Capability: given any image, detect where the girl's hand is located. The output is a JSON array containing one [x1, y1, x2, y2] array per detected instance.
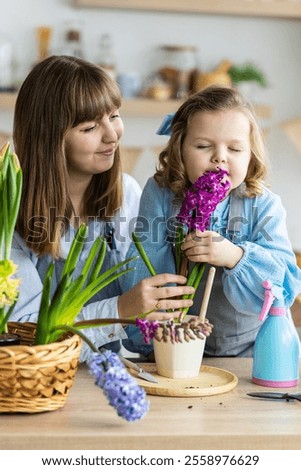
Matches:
[[182, 230, 243, 269], [118, 273, 195, 320]]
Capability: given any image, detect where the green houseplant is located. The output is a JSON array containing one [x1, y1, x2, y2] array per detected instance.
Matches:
[[0, 142, 22, 341], [228, 63, 267, 88]]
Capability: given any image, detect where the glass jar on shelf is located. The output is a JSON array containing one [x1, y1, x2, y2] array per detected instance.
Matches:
[[60, 21, 84, 59], [97, 33, 116, 80], [158, 45, 197, 99]]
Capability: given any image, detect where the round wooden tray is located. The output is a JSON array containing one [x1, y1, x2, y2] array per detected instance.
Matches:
[[132, 363, 238, 397]]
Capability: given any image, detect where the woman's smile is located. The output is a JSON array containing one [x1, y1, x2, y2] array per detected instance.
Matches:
[[97, 146, 115, 157]]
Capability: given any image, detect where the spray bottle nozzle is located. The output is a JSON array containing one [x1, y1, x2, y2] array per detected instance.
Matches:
[[259, 280, 275, 321]]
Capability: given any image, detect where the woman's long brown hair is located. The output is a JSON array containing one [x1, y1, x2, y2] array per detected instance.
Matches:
[[13, 55, 123, 258]]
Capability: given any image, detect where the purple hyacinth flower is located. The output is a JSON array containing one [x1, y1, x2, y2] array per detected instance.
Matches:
[[87, 350, 149, 422], [177, 168, 230, 232]]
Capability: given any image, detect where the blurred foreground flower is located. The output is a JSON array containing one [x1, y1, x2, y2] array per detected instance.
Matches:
[[87, 349, 149, 422]]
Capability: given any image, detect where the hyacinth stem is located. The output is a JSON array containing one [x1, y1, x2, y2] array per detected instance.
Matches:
[[175, 224, 186, 274], [55, 324, 99, 353], [179, 255, 188, 277], [129, 308, 157, 321], [0, 308, 7, 333], [179, 262, 206, 322]]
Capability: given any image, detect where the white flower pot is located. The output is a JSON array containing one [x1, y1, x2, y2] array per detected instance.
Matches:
[[153, 331, 206, 378]]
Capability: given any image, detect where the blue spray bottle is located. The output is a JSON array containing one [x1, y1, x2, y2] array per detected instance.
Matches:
[[252, 280, 300, 387]]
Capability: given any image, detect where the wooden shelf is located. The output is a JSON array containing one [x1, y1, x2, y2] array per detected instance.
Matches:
[[122, 98, 184, 117], [0, 93, 271, 119], [122, 98, 272, 120], [74, 0, 301, 19]]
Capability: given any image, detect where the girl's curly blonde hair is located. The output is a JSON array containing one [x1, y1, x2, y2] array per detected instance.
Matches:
[[155, 85, 268, 198]]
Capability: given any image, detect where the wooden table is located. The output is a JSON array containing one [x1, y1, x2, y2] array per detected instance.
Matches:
[[1, 358, 301, 450]]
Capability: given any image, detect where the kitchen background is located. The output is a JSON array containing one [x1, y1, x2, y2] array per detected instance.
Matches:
[[0, 0, 301, 256]]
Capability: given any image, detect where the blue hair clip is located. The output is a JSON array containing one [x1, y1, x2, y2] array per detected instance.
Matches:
[[156, 113, 175, 136]]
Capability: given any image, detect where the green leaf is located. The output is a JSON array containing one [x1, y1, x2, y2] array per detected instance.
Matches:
[[86, 254, 138, 287], [46, 274, 86, 326], [0, 145, 23, 260], [61, 224, 87, 278], [132, 232, 157, 276], [2, 166, 9, 259], [45, 272, 76, 325], [0, 143, 10, 177], [0, 300, 18, 334], [35, 263, 54, 344], [59, 266, 136, 321], [6, 156, 17, 210], [80, 236, 102, 281], [0, 176, 4, 257], [88, 237, 107, 283], [0, 299, 18, 333], [59, 274, 84, 301], [0, 144, 22, 333]]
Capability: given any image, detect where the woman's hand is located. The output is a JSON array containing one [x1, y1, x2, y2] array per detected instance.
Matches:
[[118, 273, 195, 320], [182, 230, 243, 269]]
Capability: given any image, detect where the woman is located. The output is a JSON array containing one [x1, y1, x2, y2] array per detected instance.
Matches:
[[11, 55, 194, 360]]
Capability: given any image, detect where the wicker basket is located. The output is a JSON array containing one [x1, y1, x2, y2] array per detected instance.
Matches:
[[0, 322, 82, 413]]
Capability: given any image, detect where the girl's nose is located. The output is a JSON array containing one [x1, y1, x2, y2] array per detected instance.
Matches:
[[211, 148, 227, 164]]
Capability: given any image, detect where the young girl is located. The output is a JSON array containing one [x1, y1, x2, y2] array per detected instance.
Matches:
[[10, 55, 194, 360], [122, 85, 301, 357]]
